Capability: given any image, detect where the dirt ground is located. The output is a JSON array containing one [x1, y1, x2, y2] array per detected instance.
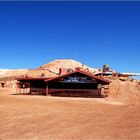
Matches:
[[0, 81, 140, 140]]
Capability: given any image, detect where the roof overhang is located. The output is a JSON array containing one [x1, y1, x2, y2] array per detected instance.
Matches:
[[45, 69, 110, 84], [16, 77, 48, 81]]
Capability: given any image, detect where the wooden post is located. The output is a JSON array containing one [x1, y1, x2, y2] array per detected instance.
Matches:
[[46, 83, 49, 96], [29, 82, 31, 94]]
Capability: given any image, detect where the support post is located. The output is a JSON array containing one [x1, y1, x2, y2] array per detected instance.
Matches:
[[46, 83, 49, 96]]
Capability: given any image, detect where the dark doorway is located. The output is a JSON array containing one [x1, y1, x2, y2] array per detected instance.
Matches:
[[1, 83, 5, 88]]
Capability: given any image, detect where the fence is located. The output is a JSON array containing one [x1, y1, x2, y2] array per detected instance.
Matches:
[[16, 87, 46, 95]]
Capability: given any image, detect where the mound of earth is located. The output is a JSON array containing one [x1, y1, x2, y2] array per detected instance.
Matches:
[[0, 59, 100, 78], [25, 69, 57, 78], [0, 69, 29, 78], [37, 59, 99, 74], [109, 79, 140, 105]]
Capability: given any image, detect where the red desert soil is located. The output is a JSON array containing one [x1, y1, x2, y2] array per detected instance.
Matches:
[[0, 81, 140, 140]]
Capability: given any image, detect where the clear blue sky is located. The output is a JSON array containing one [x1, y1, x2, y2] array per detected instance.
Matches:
[[0, 1, 140, 75]]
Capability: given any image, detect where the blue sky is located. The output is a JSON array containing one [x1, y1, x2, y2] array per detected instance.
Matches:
[[0, 1, 140, 76]]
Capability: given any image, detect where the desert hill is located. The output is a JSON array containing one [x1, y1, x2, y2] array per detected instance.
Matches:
[[0, 69, 29, 78], [37, 59, 99, 74], [0, 59, 99, 78]]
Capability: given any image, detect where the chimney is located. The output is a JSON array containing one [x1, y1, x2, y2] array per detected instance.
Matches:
[[58, 68, 67, 75], [58, 68, 62, 75]]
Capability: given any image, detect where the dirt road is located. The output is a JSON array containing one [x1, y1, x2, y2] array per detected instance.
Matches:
[[0, 84, 140, 140]]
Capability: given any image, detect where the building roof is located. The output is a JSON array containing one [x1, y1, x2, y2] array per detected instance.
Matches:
[[45, 69, 110, 84], [16, 69, 110, 84], [16, 77, 48, 81]]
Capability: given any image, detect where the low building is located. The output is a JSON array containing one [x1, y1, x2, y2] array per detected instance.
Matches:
[[16, 69, 110, 98]]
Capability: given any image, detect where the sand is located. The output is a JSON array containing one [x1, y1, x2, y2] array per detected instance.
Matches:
[[0, 83, 140, 140]]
